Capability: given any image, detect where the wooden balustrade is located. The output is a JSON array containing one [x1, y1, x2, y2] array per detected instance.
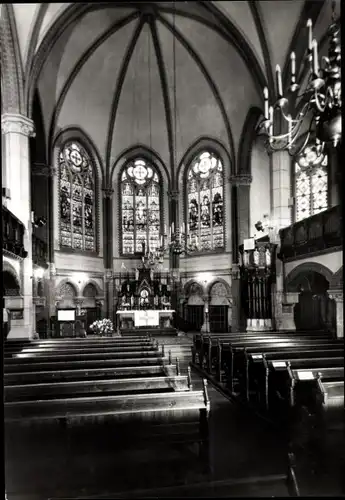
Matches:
[[279, 205, 342, 261], [2, 206, 27, 259]]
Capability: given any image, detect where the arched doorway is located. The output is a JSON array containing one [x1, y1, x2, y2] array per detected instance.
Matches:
[[209, 282, 230, 333], [184, 282, 205, 331], [292, 271, 336, 333], [82, 283, 100, 331]]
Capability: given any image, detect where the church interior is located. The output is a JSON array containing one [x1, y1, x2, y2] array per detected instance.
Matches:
[[2, 1, 343, 498]]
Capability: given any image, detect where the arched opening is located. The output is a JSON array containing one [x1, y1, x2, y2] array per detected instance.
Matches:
[[209, 282, 229, 333], [3, 271, 20, 296], [292, 270, 336, 333], [82, 283, 101, 332], [183, 282, 205, 332]]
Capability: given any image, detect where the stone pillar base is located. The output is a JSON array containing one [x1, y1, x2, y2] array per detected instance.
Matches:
[[8, 326, 33, 340], [246, 318, 273, 332]]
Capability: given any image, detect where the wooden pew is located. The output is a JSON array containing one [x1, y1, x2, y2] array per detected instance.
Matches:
[[265, 357, 344, 414], [220, 340, 342, 392], [5, 356, 172, 373], [197, 333, 333, 376], [243, 346, 344, 402], [4, 339, 153, 354], [5, 374, 192, 402], [4, 381, 210, 433], [4, 364, 180, 385], [5, 349, 162, 364]]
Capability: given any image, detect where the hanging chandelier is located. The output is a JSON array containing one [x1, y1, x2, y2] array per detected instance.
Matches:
[[258, 0, 341, 156]]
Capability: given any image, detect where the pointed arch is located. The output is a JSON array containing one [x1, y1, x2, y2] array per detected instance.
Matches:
[[56, 279, 78, 297], [111, 144, 170, 258], [0, 4, 25, 113], [206, 277, 231, 296], [81, 279, 103, 297], [179, 138, 231, 254], [53, 127, 103, 254]]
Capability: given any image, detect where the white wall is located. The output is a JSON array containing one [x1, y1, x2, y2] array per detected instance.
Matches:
[[249, 136, 271, 238]]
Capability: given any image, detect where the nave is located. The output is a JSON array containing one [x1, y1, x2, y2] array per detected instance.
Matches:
[[4, 332, 344, 499]]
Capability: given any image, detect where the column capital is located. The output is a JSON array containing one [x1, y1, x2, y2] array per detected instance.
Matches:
[[102, 188, 114, 199], [229, 173, 252, 185], [104, 269, 113, 280], [167, 190, 179, 200], [1, 113, 35, 137], [231, 263, 241, 279], [328, 290, 343, 302]]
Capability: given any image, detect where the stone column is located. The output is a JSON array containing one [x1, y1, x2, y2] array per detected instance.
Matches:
[[201, 295, 210, 333], [270, 150, 292, 331], [328, 290, 343, 338], [102, 188, 114, 267], [104, 269, 113, 320], [2, 113, 35, 338], [230, 174, 252, 245], [167, 190, 180, 319], [74, 298, 84, 316], [231, 263, 242, 332]]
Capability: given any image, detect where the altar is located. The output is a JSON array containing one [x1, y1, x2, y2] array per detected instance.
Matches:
[[116, 309, 175, 330]]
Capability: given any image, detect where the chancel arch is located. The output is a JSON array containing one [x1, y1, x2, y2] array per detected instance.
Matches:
[[52, 128, 103, 256], [178, 138, 232, 254], [111, 146, 170, 258]]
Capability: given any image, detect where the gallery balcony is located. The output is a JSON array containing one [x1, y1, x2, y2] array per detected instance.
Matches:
[[2, 206, 28, 259], [278, 205, 342, 261], [32, 234, 48, 268]]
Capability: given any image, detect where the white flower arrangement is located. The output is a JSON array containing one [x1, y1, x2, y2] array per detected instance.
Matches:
[[90, 318, 114, 336]]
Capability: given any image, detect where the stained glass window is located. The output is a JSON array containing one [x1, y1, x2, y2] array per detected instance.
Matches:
[[121, 159, 161, 255], [186, 151, 224, 252], [295, 150, 328, 222], [59, 142, 96, 251]]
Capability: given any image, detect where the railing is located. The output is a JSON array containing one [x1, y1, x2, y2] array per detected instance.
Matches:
[[32, 234, 48, 267], [279, 205, 342, 261], [2, 206, 27, 258]]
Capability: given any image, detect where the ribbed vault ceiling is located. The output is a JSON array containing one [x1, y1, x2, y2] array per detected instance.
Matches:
[[9, 1, 340, 177]]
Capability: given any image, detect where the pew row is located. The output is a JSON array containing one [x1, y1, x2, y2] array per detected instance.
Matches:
[[5, 373, 193, 402], [5, 356, 173, 373], [5, 382, 210, 429], [4, 363, 180, 385]]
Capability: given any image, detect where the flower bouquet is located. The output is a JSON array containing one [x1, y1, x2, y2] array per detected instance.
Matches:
[[90, 318, 115, 337]]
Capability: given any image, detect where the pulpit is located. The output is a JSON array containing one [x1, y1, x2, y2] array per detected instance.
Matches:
[[239, 238, 277, 331]]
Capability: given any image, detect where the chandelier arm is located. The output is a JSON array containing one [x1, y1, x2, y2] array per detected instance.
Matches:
[[313, 89, 327, 113]]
